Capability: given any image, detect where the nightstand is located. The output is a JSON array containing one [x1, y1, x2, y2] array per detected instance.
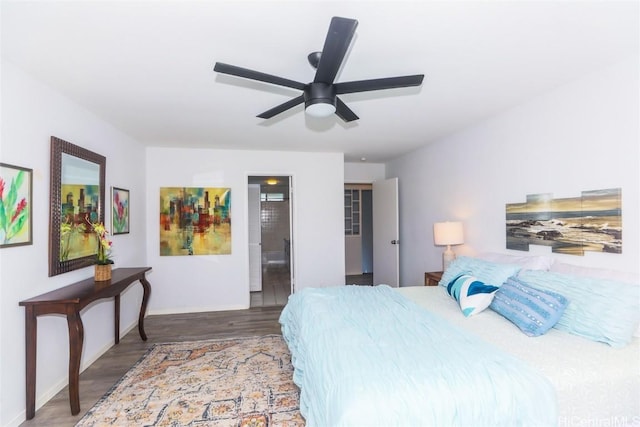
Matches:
[[424, 271, 443, 286]]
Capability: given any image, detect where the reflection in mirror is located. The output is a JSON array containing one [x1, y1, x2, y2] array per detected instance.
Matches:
[[49, 137, 106, 277], [60, 153, 101, 261]]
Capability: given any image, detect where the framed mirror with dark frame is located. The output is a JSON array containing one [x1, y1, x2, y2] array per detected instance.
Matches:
[[49, 136, 106, 277]]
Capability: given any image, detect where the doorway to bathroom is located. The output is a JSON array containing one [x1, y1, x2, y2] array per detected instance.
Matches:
[[248, 176, 292, 307]]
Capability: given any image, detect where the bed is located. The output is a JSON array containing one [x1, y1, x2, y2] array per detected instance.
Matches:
[[279, 256, 640, 427]]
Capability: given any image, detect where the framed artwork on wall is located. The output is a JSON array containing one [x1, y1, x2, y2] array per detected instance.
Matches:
[[112, 187, 130, 235], [506, 187, 622, 255], [159, 186, 231, 256], [49, 136, 106, 277], [0, 162, 33, 248]]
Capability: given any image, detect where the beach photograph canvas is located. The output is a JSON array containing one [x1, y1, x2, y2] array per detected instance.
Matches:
[[506, 188, 622, 255]]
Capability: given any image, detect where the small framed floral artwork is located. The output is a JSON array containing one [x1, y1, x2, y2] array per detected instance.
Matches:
[[111, 187, 130, 235], [0, 163, 33, 248]]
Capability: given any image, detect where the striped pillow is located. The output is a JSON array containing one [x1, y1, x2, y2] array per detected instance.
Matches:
[[447, 274, 499, 317], [490, 277, 568, 337]]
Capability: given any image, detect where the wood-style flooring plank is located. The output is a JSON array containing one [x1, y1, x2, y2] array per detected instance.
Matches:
[[19, 306, 283, 427]]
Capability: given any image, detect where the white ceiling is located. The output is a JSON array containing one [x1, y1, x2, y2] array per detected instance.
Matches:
[[2, 1, 638, 162]]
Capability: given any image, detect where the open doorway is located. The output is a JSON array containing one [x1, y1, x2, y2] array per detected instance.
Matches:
[[345, 178, 400, 287], [248, 176, 292, 307], [345, 184, 374, 285]]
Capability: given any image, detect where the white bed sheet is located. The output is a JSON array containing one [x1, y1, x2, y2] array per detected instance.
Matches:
[[399, 286, 640, 426]]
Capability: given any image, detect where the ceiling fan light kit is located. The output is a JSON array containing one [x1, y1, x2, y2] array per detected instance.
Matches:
[[306, 102, 336, 118], [304, 83, 336, 118], [214, 16, 424, 122]]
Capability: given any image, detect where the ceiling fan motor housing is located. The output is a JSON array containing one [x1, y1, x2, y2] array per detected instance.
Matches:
[[304, 82, 336, 108]]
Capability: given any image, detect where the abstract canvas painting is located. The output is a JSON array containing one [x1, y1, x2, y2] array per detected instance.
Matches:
[[160, 187, 231, 256], [506, 188, 622, 255]]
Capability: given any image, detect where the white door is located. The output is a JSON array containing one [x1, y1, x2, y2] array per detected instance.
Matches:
[[248, 184, 262, 292], [373, 178, 400, 287]]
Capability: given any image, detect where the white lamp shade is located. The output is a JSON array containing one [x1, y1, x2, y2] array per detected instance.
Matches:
[[433, 221, 464, 246]]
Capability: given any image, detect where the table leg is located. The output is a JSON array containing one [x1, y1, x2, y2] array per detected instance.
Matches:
[[24, 306, 37, 420], [114, 295, 120, 344], [138, 276, 151, 341], [66, 308, 84, 415]]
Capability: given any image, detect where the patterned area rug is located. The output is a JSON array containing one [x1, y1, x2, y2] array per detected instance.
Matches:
[[76, 335, 304, 426]]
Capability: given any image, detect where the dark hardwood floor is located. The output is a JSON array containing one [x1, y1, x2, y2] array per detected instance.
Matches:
[[19, 306, 284, 427]]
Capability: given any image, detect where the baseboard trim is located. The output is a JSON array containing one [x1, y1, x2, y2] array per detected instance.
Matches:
[[148, 304, 249, 316]]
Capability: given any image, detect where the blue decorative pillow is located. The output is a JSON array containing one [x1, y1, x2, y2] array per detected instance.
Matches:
[[447, 274, 499, 317], [439, 256, 521, 288], [490, 277, 569, 337], [518, 270, 640, 347]]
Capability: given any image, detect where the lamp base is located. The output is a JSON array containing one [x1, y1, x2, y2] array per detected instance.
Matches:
[[442, 246, 456, 271]]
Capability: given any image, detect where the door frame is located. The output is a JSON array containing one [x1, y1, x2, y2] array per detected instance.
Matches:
[[246, 174, 295, 301], [344, 178, 400, 287]]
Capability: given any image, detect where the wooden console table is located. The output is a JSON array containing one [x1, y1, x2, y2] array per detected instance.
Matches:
[[19, 267, 152, 420]]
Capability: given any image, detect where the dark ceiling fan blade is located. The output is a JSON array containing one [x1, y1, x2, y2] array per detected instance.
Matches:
[[257, 95, 305, 119], [214, 62, 306, 91], [335, 97, 359, 122], [313, 17, 358, 84], [334, 75, 424, 94]]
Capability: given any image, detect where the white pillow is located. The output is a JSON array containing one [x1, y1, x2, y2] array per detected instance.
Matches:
[[550, 262, 638, 284], [477, 252, 554, 271]]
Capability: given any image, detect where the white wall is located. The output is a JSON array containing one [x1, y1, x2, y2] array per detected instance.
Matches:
[[388, 57, 639, 286], [145, 148, 345, 314], [0, 60, 148, 426], [344, 162, 385, 183]]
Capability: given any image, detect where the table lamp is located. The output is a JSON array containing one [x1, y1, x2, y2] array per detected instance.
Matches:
[[433, 221, 464, 271]]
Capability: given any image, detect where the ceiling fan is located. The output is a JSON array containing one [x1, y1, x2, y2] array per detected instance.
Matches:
[[213, 16, 424, 122]]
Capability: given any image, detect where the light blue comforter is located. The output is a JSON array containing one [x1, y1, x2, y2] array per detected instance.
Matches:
[[280, 285, 557, 427]]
